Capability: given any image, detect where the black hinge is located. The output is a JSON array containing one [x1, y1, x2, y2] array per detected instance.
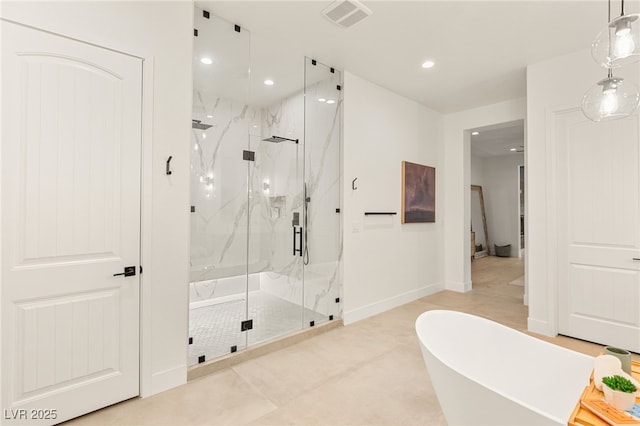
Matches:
[[234, 24, 241, 33], [194, 28, 198, 37], [188, 337, 193, 345], [198, 355, 205, 363], [191, 205, 196, 213], [311, 59, 317, 66], [336, 208, 341, 213], [310, 320, 315, 327], [337, 85, 342, 91], [243, 150, 255, 161], [330, 67, 335, 74], [335, 297, 340, 303], [203, 10, 210, 19], [241, 319, 253, 331]]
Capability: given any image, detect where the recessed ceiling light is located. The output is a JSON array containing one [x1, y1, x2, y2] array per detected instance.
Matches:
[[421, 60, 435, 69], [510, 148, 517, 152], [207, 115, 213, 118], [326, 99, 336, 104], [201, 57, 213, 65], [471, 131, 479, 135], [318, 98, 326, 102], [264, 79, 274, 86]]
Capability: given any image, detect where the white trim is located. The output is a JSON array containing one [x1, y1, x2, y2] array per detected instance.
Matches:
[[343, 282, 442, 325], [544, 105, 577, 340], [446, 280, 472, 293], [150, 365, 187, 396], [527, 317, 554, 337], [139, 56, 155, 398]]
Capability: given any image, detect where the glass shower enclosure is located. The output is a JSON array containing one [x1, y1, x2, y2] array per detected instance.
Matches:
[[189, 9, 342, 365]]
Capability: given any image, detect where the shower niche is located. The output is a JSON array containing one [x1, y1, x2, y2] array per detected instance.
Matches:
[[189, 9, 342, 365]]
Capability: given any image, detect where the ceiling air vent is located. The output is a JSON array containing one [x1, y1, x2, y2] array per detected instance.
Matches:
[[322, 0, 372, 28]]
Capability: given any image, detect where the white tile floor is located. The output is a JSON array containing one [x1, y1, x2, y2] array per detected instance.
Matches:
[[189, 291, 328, 365]]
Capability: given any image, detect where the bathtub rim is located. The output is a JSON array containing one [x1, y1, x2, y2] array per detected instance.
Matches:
[[415, 309, 592, 424]]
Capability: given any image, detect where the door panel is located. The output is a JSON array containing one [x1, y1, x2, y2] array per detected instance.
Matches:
[[556, 108, 640, 352], [302, 57, 342, 325], [2, 21, 142, 423]]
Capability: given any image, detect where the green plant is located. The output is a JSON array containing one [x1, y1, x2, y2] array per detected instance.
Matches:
[[602, 375, 637, 393]]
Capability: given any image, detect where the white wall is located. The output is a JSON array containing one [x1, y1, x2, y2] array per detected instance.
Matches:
[[0, 1, 193, 396], [342, 72, 444, 324], [442, 99, 526, 292], [527, 48, 639, 336], [470, 153, 485, 188], [481, 154, 524, 257]]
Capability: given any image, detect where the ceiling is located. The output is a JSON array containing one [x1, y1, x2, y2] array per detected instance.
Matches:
[[470, 120, 525, 158], [201, 0, 639, 114]]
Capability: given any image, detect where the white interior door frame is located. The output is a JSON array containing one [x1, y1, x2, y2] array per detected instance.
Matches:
[[545, 103, 640, 340], [139, 55, 155, 399], [542, 104, 573, 338], [0, 18, 158, 404]]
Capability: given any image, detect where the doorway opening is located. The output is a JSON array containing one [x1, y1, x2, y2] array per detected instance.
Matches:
[[469, 120, 525, 300]]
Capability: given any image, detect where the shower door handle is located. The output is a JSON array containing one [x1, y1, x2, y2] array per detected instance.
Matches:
[[299, 227, 303, 257], [293, 227, 303, 256]]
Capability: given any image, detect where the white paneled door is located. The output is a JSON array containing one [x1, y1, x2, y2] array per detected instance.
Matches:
[[1, 21, 142, 423], [556, 108, 640, 353]]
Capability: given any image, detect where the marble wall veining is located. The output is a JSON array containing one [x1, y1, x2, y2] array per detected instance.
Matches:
[[190, 94, 263, 283], [301, 64, 343, 316], [190, 59, 342, 320]]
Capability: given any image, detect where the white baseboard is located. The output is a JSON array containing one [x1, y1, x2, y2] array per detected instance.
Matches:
[[343, 282, 442, 325], [445, 280, 471, 292], [527, 317, 555, 337], [148, 365, 187, 396]]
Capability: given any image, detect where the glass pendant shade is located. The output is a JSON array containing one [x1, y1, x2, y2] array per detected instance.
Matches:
[[581, 75, 640, 121], [592, 13, 640, 68]]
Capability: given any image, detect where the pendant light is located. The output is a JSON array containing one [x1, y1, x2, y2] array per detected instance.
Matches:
[[591, 0, 639, 68], [581, 69, 640, 121], [582, 0, 640, 122]]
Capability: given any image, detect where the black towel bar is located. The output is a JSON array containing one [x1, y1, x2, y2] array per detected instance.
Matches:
[[364, 212, 397, 215]]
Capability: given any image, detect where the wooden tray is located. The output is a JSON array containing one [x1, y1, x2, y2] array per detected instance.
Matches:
[[568, 359, 640, 426]]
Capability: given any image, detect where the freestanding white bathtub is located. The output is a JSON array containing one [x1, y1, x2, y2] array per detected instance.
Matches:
[[415, 310, 593, 425]]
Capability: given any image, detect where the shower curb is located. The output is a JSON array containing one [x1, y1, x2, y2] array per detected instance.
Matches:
[[187, 319, 343, 381]]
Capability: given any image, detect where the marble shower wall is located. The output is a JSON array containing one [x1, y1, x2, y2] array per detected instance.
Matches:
[[190, 95, 263, 283], [190, 61, 342, 318], [258, 62, 343, 317], [302, 63, 343, 316]]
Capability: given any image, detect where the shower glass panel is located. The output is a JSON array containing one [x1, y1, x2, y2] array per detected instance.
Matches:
[[303, 58, 343, 327], [189, 9, 251, 364], [246, 70, 305, 347], [189, 10, 342, 367]]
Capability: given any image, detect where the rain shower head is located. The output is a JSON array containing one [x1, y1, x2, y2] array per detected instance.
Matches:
[[262, 135, 299, 144], [192, 119, 212, 130]]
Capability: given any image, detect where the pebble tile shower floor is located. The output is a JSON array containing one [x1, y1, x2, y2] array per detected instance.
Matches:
[[188, 291, 327, 365]]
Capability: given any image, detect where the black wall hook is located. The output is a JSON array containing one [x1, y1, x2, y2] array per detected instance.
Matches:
[[352, 177, 358, 190], [166, 156, 173, 175]]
